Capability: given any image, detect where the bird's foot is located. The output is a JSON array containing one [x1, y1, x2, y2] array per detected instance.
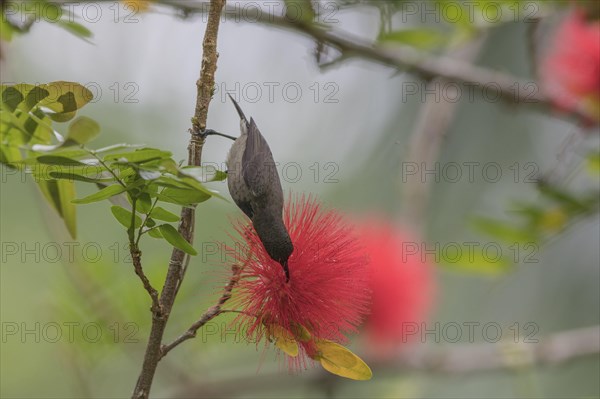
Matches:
[[201, 128, 237, 141]]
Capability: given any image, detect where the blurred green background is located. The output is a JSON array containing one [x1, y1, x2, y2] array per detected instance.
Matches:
[[1, 1, 599, 398]]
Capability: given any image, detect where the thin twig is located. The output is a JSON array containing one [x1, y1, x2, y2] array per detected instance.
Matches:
[[130, 247, 161, 314], [160, 264, 242, 358], [86, 150, 127, 188], [132, 1, 226, 398], [88, 149, 161, 312]]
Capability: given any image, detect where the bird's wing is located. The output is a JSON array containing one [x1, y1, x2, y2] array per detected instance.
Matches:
[[242, 118, 281, 198]]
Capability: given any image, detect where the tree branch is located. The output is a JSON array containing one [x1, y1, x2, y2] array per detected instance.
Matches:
[[391, 325, 600, 374], [132, 1, 226, 398], [130, 247, 161, 314], [175, 325, 600, 397], [158, 1, 591, 123]]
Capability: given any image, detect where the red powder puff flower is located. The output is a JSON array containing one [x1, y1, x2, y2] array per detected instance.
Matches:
[[228, 195, 371, 375], [357, 220, 435, 356], [540, 8, 600, 121]]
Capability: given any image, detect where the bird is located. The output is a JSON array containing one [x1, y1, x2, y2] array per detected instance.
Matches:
[[203, 94, 294, 281]]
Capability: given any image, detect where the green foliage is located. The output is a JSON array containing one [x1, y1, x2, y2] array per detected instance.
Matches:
[[435, 150, 600, 275], [587, 151, 600, 175], [437, 243, 514, 275], [1, 0, 92, 42], [1, 81, 95, 237], [369, 1, 549, 50], [378, 28, 449, 49], [1, 82, 226, 258], [472, 173, 600, 264]]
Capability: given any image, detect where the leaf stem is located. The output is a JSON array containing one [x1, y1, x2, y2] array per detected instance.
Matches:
[[127, 196, 161, 317], [87, 149, 127, 188], [135, 195, 161, 246]]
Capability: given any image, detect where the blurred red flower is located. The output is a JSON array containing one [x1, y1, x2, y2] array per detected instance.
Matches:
[[358, 220, 435, 355], [229, 195, 371, 371], [541, 8, 600, 121]]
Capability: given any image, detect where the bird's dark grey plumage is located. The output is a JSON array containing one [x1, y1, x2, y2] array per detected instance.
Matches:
[[225, 94, 293, 281]]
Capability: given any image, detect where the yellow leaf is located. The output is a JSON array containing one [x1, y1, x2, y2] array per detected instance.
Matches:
[[38, 82, 94, 115], [315, 340, 372, 381], [122, 0, 153, 13], [267, 324, 298, 357], [581, 95, 600, 123], [290, 322, 312, 342], [539, 207, 567, 232], [586, 152, 600, 175]]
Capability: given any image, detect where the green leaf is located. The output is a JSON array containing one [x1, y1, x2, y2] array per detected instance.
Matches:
[[35, 155, 85, 166], [104, 148, 172, 164], [37, 82, 94, 118], [94, 143, 145, 154], [1, 104, 54, 148], [314, 340, 372, 381], [154, 176, 192, 189], [33, 164, 106, 181], [37, 179, 77, 238], [178, 176, 226, 200], [2, 84, 37, 112], [72, 184, 127, 204], [110, 205, 142, 229], [147, 227, 163, 239], [537, 182, 589, 214], [587, 152, 600, 175], [34, 147, 89, 158], [438, 244, 513, 274], [136, 193, 153, 213], [149, 207, 180, 222], [65, 116, 100, 145], [155, 187, 211, 206], [158, 224, 197, 255], [378, 28, 447, 49], [472, 218, 536, 243], [0, 19, 15, 42], [49, 171, 102, 183], [180, 166, 228, 182], [56, 20, 93, 39], [536, 207, 568, 233]]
